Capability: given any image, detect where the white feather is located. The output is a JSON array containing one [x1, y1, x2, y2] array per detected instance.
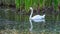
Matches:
[[29, 7, 45, 22]]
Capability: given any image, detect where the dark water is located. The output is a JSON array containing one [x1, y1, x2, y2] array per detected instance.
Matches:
[[0, 8, 60, 32]]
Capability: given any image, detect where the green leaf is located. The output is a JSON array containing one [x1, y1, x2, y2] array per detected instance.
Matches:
[[25, 0, 32, 11], [54, 0, 58, 10], [15, 0, 20, 9]]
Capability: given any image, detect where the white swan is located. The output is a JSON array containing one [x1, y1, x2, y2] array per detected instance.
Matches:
[[29, 7, 45, 31], [29, 7, 45, 22]]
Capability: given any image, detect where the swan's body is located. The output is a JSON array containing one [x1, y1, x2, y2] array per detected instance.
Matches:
[[31, 15, 45, 22], [29, 7, 45, 22]]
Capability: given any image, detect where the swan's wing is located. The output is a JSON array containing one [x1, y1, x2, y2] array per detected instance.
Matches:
[[31, 15, 45, 20], [31, 15, 41, 20]]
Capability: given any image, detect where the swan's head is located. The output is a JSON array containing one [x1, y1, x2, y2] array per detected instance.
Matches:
[[30, 7, 33, 10]]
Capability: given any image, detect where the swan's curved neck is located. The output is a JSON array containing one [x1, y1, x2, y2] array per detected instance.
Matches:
[[30, 9, 33, 19]]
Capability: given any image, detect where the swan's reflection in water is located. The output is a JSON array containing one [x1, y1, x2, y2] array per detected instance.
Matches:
[[29, 19, 45, 32]]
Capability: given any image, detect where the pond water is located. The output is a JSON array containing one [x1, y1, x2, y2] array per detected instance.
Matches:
[[0, 8, 60, 33]]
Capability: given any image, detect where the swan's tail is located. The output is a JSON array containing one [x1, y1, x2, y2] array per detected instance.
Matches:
[[43, 14, 45, 17]]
